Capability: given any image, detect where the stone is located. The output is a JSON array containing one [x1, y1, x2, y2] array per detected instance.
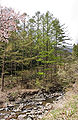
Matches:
[[7, 104, 14, 110], [18, 114, 26, 120], [37, 110, 42, 115], [0, 100, 4, 105], [11, 112, 16, 115], [22, 109, 27, 113], [26, 116, 33, 120], [45, 103, 52, 110], [30, 109, 35, 114], [0, 90, 63, 120], [17, 103, 23, 111], [38, 115, 43, 119], [0, 108, 5, 111], [4, 114, 10, 119], [15, 97, 22, 104], [5, 107, 9, 111], [45, 103, 51, 106], [56, 95, 63, 101]]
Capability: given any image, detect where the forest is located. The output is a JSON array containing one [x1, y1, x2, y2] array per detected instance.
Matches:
[[0, 6, 71, 92], [0, 6, 78, 120]]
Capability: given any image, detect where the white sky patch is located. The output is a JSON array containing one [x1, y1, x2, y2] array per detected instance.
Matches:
[[0, 0, 78, 45]]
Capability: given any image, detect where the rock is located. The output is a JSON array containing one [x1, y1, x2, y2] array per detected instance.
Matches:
[[45, 103, 51, 106], [35, 102, 42, 106], [0, 90, 63, 120], [15, 97, 22, 104], [4, 114, 9, 119], [39, 102, 42, 105], [38, 115, 43, 119], [33, 107, 37, 110], [44, 110, 48, 114], [53, 92, 62, 97], [18, 114, 26, 120], [22, 109, 27, 113], [37, 110, 42, 115], [34, 111, 38, 115], [0, 100, 4, 105], [45, 103, 52, 110], [26, 116, 33, 120], [0, 108, 5, 111], [7, 104, 14, 110], [37, 90, 43, 95], [27, 108, 33, 112], [13, 108, 20, 112], [11, 112, 16, 115], [30, 109, 35, 114], [0, 113, 5, 116], [56, 95, 63, 101], [43, 93, 50, 98], [17, 103, 23, 111]]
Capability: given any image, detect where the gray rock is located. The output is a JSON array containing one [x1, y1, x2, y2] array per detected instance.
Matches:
[[22, 109, 27, 113], [11, 112, 16, 115], [56, 95, 63, 101], [26, 116, 33, 120], [7, 104, 14, 110], [30, 109, 35, 114], [18, 114, 26, 120], [0, 108, 5, 111], [38, 115, 43, 119], [15, 97, 22, 104], [45, 103, 52, 110], [37, 110, 42, 115], [4, 114, 9, 119]]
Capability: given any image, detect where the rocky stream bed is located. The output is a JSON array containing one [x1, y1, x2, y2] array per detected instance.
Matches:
[[0, 90, 64, 120]]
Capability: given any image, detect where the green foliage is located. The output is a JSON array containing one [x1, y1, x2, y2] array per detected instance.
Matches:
[[38, 72, 44, 75], [73, 44, 78, 57], [0, 10, 70, 90], [35, 78, 42, 88]]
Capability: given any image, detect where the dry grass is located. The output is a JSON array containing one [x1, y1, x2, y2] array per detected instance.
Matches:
[[42, 81, 78, 120]]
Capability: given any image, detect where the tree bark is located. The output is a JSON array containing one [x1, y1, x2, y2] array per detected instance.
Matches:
[[1, 54, 5, 91]]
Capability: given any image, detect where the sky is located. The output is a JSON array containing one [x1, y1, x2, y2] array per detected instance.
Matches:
[[0, 0, 78, 45]]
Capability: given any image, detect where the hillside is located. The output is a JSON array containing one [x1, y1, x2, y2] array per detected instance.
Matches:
[[42, 81, 78, 120], [42, 60, 78, 120]]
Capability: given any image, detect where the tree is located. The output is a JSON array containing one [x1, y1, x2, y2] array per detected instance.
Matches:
[[0, 6, 19, 91], [32, 11, 69, 88], [73, 44, 78, 58], [0, 8, 70, 90]]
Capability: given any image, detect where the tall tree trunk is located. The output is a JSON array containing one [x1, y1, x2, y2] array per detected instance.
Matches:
[[54, 33, 57, 82], [1, 53, 5, 91], [45, 13, 49, 81]]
